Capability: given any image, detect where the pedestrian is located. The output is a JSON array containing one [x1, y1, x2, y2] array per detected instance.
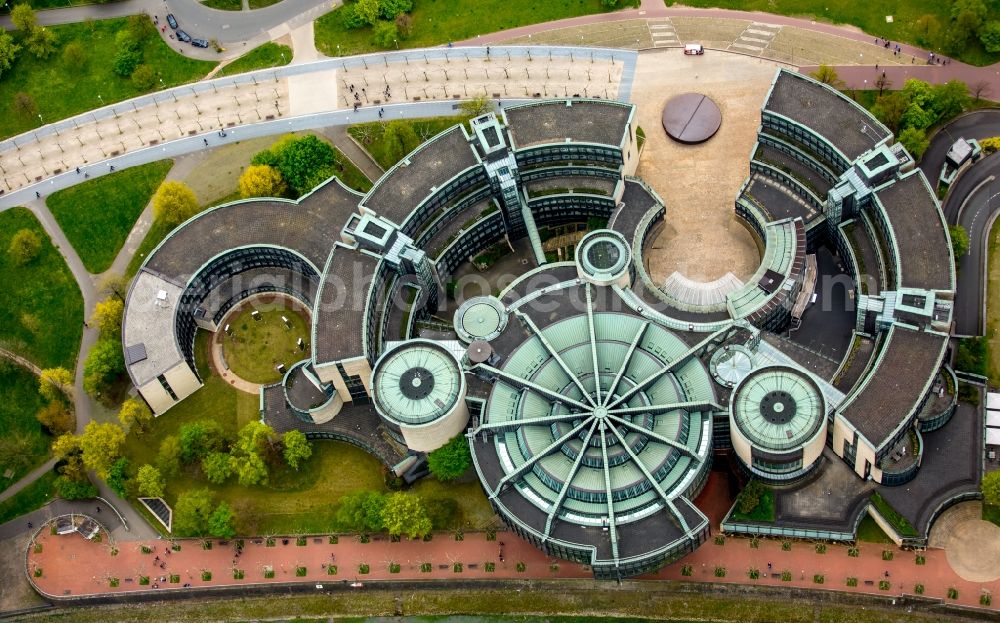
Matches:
[[27, 522, 33, 529], [487, 46, 491, 55], [109, 165, 115, 171], [96, 505, 101, 513], [34, 191, 40, 198], [84, 173, 89, 178], [767, 561, 772, 570], [875, 63, 878, 70], [203, 138, 208, 146], [76, 167, 80, 174]]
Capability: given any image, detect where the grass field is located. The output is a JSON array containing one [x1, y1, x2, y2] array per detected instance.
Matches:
[[221, 305, 310, 384], [348, 115, 470, 170], [217, 43, 292, 77], [315, 0, 638, 57], [0, 362, 52, 492], [986, 214, 1000, 382], [0, 208, 83, 370], [46, 161, 173, 274], [15, 585, 970, 623], [0, 470, 57, 525], [667, 0, 1000, 66], [202, 0, 242, 11], [0, 18, 216, 140], [856, 515, 894, 543]]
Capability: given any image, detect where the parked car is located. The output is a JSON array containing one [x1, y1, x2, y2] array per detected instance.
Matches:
[[166, 13, 178, 29], [176, 29, 192, 43], [191, 38, 209, 48], [684, 43, 704, 55]]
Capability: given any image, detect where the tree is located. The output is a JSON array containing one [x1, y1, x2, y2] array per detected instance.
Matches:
[[136, 464, 165, 497], [983, 470, 1000, 507], [230, 451, 268, 486], [914, 14, 942, 47], [125, 13, 157, 42], [282, 430, 312, 470], [172, 488, 216, 536], [153, 181, 199, 226], [0, 432, 36, 475], [26, 26, 59, 60], [178, 419, 227, 463], [972, 80, 992, 102], [982, 21, 1000, 53], [395, 12, 413, 39], [83, 338, 125, 398], [99, 273, 130, 303], [157, 434, 182, 477], [38, 367, 74, 403], [0, 32, 20, 80], [208, 501, 236, 538], [950, 224, 970, 261], [952, 0, 988, 24], [201, 451, 232, 484], [459, 94, 494, 118], [810, 64, 844, 90], [91, 297, 124, 338], [356, 0, 381, 26], [112, 43, 141, 77], [36, 401, 74, 436], [898, 127, 930, 159], [335, 491, 386, 532], [252, 135, 337, 196], [13, 92, 36, 118], [238, 164, 287, 199], [61, 40, 84, 67], [118, 397, 153, 433], [381, 492, 432, 539], [372, 20, 398, 49], [427, 434, 472, 481], [79, 420, 126, 478], [929, 80, 969, 122], [8, 229, 41, 265], [131, 64, 156, 91], [872, 92, 909, 133], [11, 4, 37, 32], [106, 456, 133, 497], [738, 480, 765, 515], [234, 420, 280, 461], [51, 433, 82, 460], [379, 0, 412, 20]]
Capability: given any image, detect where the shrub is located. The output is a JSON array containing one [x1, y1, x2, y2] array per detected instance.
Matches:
[[484, 562, 495, 572], [233, 569, 244, 579], [33, 567, 42, 577], [549, 564, 559, 573], [681, 564, 693, 576], [749, 536, 759, 549], [296, 537, 307, 546], [131, 64, 156, 91], [981, 593, 992, 606], [848, 547, 860, 557], [748, 568, 760, 580], [948, 587, 958, 599], [8, 229, 41, 265], [915, 554, 926, 565], [295, 566, 306, 577], [737, 480, 766, 514], [713, 535, 725, 545], [813, 574, 824, 584], [516, 562, 526, 572], [169, 574, 180, 583], [781, 571, 792, 581], [358, 564, 370, 574], [421, 562, 432, 572], [201, 571, 212, 581], [139, 575, 149, 585], [389, 563, 400, 573], [781, 540, 791, 551], [879, 580, 891, 591], [847, 577, 858, 587], [454, 562, 463, 572], [815, 543, 826, 554], [882, 550, 894, 561], [264, 568, 275, 578], [327, 565, 338, 575], [714, 566, 726, 578], [329, 535, 338, 544], [109, 577, 119, 587], [266, 538, 275, 547]]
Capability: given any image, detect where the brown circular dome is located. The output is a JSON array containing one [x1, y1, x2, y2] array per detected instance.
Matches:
[[662, 93, 722, 144]]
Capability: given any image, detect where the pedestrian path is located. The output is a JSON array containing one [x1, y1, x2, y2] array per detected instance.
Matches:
[[646, 18, 678, 49], [729, 21, 781, 55]]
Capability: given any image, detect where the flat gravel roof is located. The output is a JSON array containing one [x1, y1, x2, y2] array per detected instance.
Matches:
[[505, 100, 632, 149]]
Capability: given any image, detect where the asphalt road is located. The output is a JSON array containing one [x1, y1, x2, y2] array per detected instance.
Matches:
[[920, 110, 1000, 193]]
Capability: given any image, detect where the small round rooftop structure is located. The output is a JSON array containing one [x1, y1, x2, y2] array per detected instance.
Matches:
[[575, 229, 632, 287], [729, 366, 827, 483], [454, 296, 508, 343], [661, 93, 722, 144], [471, 311, 715, 578], [710, 344, 755, 388], [372, 339, 469, 452]]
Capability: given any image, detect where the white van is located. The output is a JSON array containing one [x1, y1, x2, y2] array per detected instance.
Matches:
[[684, 43, 705, 55]]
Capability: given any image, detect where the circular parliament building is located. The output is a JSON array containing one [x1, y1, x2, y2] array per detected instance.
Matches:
[[123, 69, 980, 579]]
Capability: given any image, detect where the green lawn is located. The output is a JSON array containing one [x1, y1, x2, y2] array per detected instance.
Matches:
[[666, 0, 1000, 66], [984, 504, 1000, 527], [349, 115, 470, 170], [729, 486, 775, 523], [4, 0, 103, 9], [248, 0, 283, 8], [856, 515, 894, 543], [0, 18, 216, 140], [0, 361, 53, 492], [0, 208, 83, 370], [202, 0, 243, 11], [221, 305, 311, 384], [46, 161, 173, 274], [0, 470, 57, 525], [217, 42, 292, 77], [315, 0, 638, 57]]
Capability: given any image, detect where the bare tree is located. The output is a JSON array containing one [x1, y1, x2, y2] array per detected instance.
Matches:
[[972, 80, 992, 102]]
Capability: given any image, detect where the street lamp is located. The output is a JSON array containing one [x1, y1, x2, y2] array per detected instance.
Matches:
[[37, 114, 43, 125], [97, 94, 104, 106], [394, 39, 399, 50]]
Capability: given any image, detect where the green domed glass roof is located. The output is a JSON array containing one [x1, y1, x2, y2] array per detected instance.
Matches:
[[372, 340, 464, 426], [731, 366, 824, 452]]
